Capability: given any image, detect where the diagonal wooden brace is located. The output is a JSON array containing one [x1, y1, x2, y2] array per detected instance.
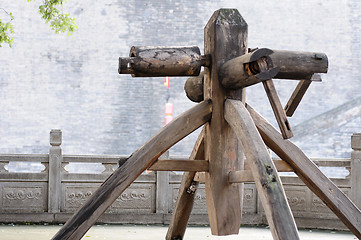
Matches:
[[51, 100, 212, 240], [284, 74, 321, 117], [166, 128, 205, 240], [262, 79, 293, 139], [246, 103, 361, 239], [225, 99, 299, 240]]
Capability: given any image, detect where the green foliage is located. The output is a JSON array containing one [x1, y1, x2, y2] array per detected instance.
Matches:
[[0, 9, 14, 47], [36, 0, 77, 35], [0, 1, 77, 47]]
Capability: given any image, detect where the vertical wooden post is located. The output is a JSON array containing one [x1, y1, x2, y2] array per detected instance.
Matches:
[[48, 129, 62, 213], [203, 8, 247, 235], [156, 151, 170, 214], [351, 133, 361, 210]]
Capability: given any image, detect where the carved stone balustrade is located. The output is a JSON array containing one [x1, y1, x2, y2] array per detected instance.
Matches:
[[0, 130, 359, 231]]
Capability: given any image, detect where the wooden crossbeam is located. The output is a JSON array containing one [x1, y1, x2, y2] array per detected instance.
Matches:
[[194, 159, 294, 183], [230, 159, 294, 183], [270, 50, 328, 80], [149, 159, 208, 172], [245, 159, 293, 172], [228, 170, 254, 183], [246, 103, 361, 239]]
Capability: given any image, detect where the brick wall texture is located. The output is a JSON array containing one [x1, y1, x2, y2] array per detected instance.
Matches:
[[0, 0, 360, 158]]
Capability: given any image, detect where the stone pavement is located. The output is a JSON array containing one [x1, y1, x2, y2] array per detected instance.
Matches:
[[0, 224, 356, 240]]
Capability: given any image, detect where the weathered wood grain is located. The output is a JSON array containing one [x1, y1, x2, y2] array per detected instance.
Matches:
[[184, 56, 324, 104], [262, 79, 293, 139], [270, 50, 328, 80], [230, 159, 294, 183], [228, 170, 254, 183], [166, 128, 205, 240], [149, 159, 208, 172], [118, 46, 202, 77], [246, 103, 361, 239], [219, 48, 278, 89], [51, 100, 212, 240], [225, 99, 299, 240], [184, 71, 204, 102], [203, 8, 246, 235]]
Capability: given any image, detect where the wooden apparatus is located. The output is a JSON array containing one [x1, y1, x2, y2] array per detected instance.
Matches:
[[52, 9, 361, 240]]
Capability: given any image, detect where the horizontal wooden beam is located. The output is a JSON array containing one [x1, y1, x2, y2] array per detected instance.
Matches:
[[228, 170, 253, 183], [118, 46, 202, 77], [149, 159, 209, 172], [230, 159, 294, 183], [195, 159, 293, 183], [184, 50, 326, 103], [270, 50, 328, 80], [245, 159, 293, 172]]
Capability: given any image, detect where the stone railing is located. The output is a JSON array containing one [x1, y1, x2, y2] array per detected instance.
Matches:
[[0, 130, 360, 231]]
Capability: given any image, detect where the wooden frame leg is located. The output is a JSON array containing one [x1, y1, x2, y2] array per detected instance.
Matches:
[[246, 103, 361, 239], [166, 128, 205, 240], [51, 100, 212, 240], [225, 99, 300, 240]]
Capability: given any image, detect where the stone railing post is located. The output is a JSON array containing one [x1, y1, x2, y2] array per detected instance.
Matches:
[[156, 151, 170, 214], [351, 133, 361, 210], [48, 129, 63, 213]]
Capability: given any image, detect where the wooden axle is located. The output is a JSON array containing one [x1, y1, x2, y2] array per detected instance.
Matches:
[[219, 48, 279, 89], [270, 50, 328, 80], [184, 49, 328, 103], [118, 46, 204, 77]]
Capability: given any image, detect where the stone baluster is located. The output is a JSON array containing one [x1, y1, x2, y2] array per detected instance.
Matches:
[[156, 151, 170, 214], [48, 129, 63, 213], [351, 133, 361, 210]]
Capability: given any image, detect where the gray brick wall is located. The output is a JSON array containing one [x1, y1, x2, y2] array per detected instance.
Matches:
[[0, 0, 360, 158]]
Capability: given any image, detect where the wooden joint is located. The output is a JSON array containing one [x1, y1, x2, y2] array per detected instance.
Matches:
[[201, 54, 212, 68], [229, 159, 294, 183], [219, 48, 279, 89]]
